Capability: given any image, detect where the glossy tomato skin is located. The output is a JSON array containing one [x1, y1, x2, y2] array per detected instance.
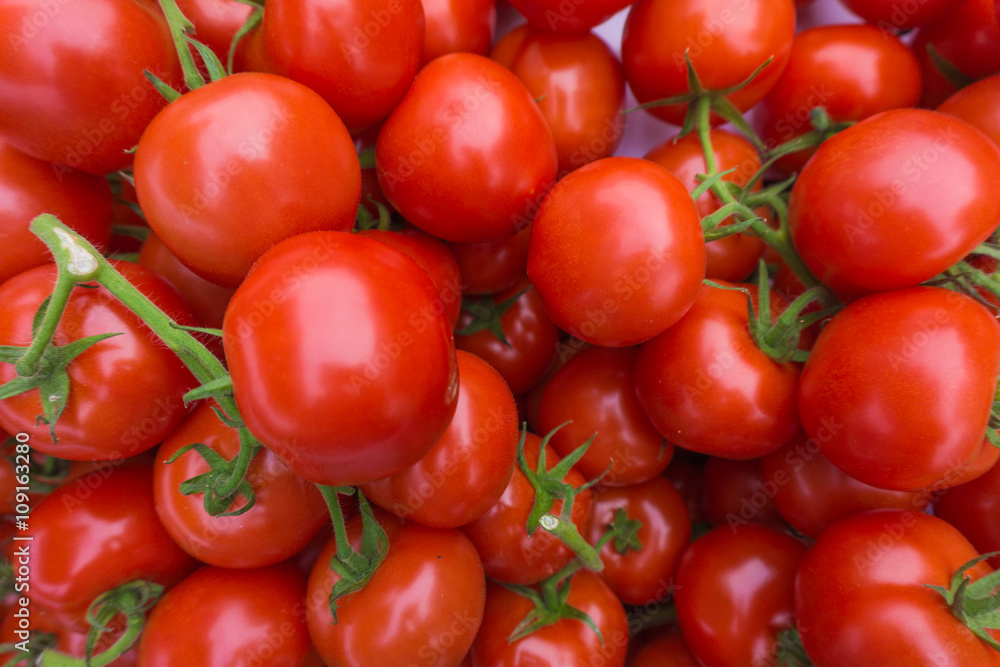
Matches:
[[755, 24, 921, 174], [174, 0, 253, 63], [634, 282, 800, 460], [307, 513, 485, 666], [448, 224, 531, 295], [134, 72, 361, 288], [621, 0, 795, 126], [223, 232, 458, 487], [0, 0, 181, 174], [508, 0, 631, 34], [644, 129, 766, 282], [760, 433, 931, 539], [137, 563, 311, 667], [461, 432, 593, 585], [470, 571, 629, 667], [7, 464, 197, 631], [629, 632, 700, 667], [362, 350, 520, 528], [262, 0, 424, 134], [798, 287, 1000, 491], [0, 142, 113, 286], [937, 74, 1000, 149], [788, 109, 1000, 298], [795, 510, 1000, 667], [0, 262, 197, 461], [674, 524, 807, 667], [701, 456, 787, 532], [421, 0, 495, 63], [584, 477, 691, 606], [538, 345, 672, 486], [376, 53, 558, 243], [454, 277, 562, 395], [495, 26, 625, 175], [839, 0, 951, 28], [934, 458, 1000, 569], [153, 402, 329, 568], [528, 157, 705, 347]]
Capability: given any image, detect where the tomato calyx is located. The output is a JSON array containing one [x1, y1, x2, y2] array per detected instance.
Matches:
[[146, 0, 229, 101], [927, 550, 1000, 651], [317, 486, 389, 624], [608, 507, 643, 556], [774, 627, 814, 667], [353, 198, 395, 232], [455, 288, 530, 348]]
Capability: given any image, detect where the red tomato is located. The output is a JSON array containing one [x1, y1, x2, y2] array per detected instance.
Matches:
[[674, 524, 806, 667], [663, 453, 707, 526], [701, 456, 787, 532], [755, 24, 922, 174], [153, 402, 329, 568], [584, 477, 691, 606], [494, 26, 625, 175], [0, 0, 181, 174], [0, 142, 112, 286], [644, 129, 766, 282], [461, 432, 593, 585], [306, 513, 485, 666], [621, 0, 795, 126], [362, 350, 520, 528], [421, 0, 495, 63], [454, 277, 562, 395], [137, 563, 310, 667], [838, 0, 952, 29], [634, 282, 801, 460], [788, 109, 1000, 298], [629, 632, 701, 667], [937, 73, 1000, 149], [175, 0, 253, 63], [470, 571, 629, 667], [527, 157, 705, 347], [795, 510, 1000, 666], [448, 224, 531, 295], [911, 0, 1000, 107], [0, 261, 197, 461], [0, 605, 136, 666], [538, 345, 672, 486], [262, 0, 424, 134], [376, 53, 558, 243], [507, 0, 632, 33], [223, 231, 458, 487], [760, 433, 931, 539], [5, 464, 196, 630], [934, 458, 1000, 569], [798, 287, 1000, 491], [134, 72, 361, 288]]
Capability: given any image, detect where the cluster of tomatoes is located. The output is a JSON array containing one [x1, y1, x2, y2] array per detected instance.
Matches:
[[1, 0, 1000, 664]]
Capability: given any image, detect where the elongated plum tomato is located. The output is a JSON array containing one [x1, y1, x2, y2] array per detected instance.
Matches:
[[222, 231, 458, 487], [376, 53, 558, 243], [527, 157, 705, 347], [798, 287, 1000, 491], [788, 109, 1000, 298], [134, 72, 361, 288], [621, 0, 795, 126], [0, 0, 181, 174]]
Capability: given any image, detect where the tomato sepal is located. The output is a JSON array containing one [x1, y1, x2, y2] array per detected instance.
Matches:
[[167, 441, 260, 517], [181, 375, 233, 405], [455, 288, 530, 347], [926, 550, 1000, 651]]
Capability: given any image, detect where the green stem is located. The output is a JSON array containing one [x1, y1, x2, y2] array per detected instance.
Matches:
[[213, 427, 260, 499], [14, 272, 76, 377], [156, 0, 205, 92], [318, 486, 368, 575], [38, 614, 144, 667], [539, 514, 603, 571]]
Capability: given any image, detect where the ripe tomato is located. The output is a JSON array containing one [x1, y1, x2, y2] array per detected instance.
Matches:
[[838, 0, 952, 29], [222, 231, 458, 487], [6, 464, 196, 631], [376, 53, 558, 243], [134, 72, 361, 288], [701, 456, 787, 532], [798, 287, 1000, 491], [760, 433, 931, 539], [788, 109, 1000, 298], [362, 350, 520, 528], [934, 458, 1000, 569], [634, 282, 801, 460], [644, 129, 766, 282], [0, 261, 197, 461], [470, 571, 629, 667], [174, 0, 253, 64], [0, 605, 136, 666], [461, 432, 593, 585], [755, 24, 921, 174], [493, 25, 626, 175], [527, 157, 705, 347], [630, 632, 700, 667], [421, 0, 495, 63], [795, 510, 1000, 666], [0, 142, 112, 286], [0, 0, 180, 174], [674, 524, 806, 667], [306, 513, 485, 666], [262, 0, 424, 134], [621, 0, 795, 125], [448, 224, 531, 295], [153, 402, 329, 568], [937, 73, 1000, 149], [137, 563, 311, 667], [537, 345, 672, 486], [584, 477, 691, 606], [507, 0, 632, 34]]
